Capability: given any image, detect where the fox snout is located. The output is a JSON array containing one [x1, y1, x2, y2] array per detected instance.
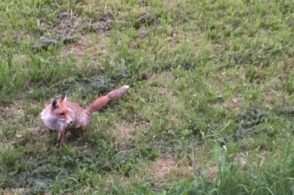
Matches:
[[61, 114, 73, 126], [61, 118, 73, 126], [67, 120, 73, 125]]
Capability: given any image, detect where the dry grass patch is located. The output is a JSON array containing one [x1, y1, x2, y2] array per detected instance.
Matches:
[[0, 101, 24, 121], [60, 34, 109, 63], [115, 120, 134, 146], [233, 151, 248, 168], [149, 71, 186, 124], [114, 117, 150, 150], [0, 100, 46, 137], [152, 155, 193, 178], [1, 188, 30, 195], [149, 71, 175, 83], [208, 165, 218, 181]]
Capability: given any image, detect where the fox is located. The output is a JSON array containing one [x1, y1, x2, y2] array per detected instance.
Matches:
[[40, 85, 129, 150]]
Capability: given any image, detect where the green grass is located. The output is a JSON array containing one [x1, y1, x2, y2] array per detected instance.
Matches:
[[0, 0, 293, 194]]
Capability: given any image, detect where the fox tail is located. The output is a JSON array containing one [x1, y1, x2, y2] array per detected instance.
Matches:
[[85, 85, 129, 114]]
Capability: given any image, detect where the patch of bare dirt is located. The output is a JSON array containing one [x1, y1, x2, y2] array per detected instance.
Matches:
[[233, 151, 248, 168], [208, 165, 218, 181], [149, 71, 175, 83], [133, 115, 151, 130], [257, 150, 267, 167], [0, 101, 47, 135], [60, 34, 108, 62], [148, 71, 175, 96], [150, 71, 187, 121], [152, 157, 175, 178], [222, 95, 244, 109], [34, 11, 113, 51], [137, 27, 150, 38], [0, 30, 31, 45], [26, 126, 47, 137], [152, 156, 193, 178], [2, 188, 30, 195], [149, 71, 186, 124], [0, 101, 24, 121], [134, 12, 157, 29], [114, 117, 150, 149], [116, 121, 133, 142], [263, 92, 274, 103]]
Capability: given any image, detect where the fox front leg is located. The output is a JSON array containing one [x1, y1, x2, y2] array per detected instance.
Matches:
[[56, 128, 66, 150]]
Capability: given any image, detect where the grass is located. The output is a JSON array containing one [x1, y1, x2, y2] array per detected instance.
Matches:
[[0, 0, 293, 194]]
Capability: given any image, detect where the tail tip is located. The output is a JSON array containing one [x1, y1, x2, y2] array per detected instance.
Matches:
[[122, 85, 130, 90]]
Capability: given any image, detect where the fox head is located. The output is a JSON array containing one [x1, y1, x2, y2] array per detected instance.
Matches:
[[40, 95, 74, 131]]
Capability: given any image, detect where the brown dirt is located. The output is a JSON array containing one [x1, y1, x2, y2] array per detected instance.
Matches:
[[152, 156, 193, 178], [257, 150, 267, 167], [116, 121, 133, 142], [149, 71, 185, 124], [0, 101, 48, 141], [0, 101, 24, 121], [208, 165, 218, 181], [60, 34, 108, 62], [35, 10, 113, 52], [223, 95, 243, 109], [149, 71, 175, 83], [148, 72, 176, 97], [114, 117, 150, 149], [233, 151, 248, 168], [2, 188, 29, 195]]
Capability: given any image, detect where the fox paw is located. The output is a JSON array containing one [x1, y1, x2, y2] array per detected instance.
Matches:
[[55, 143, 61, 150]]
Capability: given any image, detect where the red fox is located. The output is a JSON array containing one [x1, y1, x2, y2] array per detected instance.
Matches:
[[40, 85, 129, 150]]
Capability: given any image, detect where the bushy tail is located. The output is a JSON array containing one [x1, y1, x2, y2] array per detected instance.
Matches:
[[85, 85, 129, 114]]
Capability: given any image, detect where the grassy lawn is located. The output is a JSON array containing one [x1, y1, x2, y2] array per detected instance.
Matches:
[[0, 0, 293, 194]]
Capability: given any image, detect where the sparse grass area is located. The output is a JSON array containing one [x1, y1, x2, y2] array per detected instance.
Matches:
[[0, 0, 293, 194]]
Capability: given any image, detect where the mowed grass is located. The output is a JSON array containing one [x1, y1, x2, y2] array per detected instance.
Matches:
[[0, 0, 293, 194]]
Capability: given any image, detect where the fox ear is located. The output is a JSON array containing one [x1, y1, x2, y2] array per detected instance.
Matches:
[[52, 99, 58, 109], [60, 92, 67, 102]]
